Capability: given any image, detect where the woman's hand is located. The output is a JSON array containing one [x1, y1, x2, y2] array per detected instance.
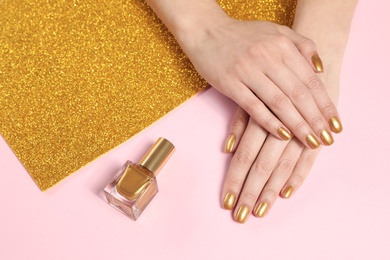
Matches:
[[145, 0, 342, 148], [222, 107, 321, 223], [178, 17, 341, 149], [144, 0, 357, 222], [222, 71, 340, 223]]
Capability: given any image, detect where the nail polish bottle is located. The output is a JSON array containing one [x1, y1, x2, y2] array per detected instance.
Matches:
[[104, 137, 175, 220]]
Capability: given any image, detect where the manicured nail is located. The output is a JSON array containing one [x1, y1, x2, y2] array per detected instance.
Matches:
[[311, 53, 324, 73], [277, 127, 292, 140], [306, 134, 321, 149], [254, 202, 269, 218], [329, 117, 343, 133], [235, 205, 249, 223], [320, 129, 334, 146], [225, 135, 236, 153], [282, 186, 294, 199], [223, 192, 236, 210]]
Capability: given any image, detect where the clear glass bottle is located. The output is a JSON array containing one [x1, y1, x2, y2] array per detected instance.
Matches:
[[104, 137, 175, 220]]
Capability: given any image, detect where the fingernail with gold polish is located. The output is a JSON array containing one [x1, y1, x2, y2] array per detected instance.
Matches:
[[311, 53, 324, 73], [223, 192, 236, 210], [282, 186, 294, 199], [329, 117, 343, 133], [320, 129, 334, 146], [225, 135, 236, 153], [235, 205, 249, 223], [277, 127, 292, 140], [254, 202, 269, 218], [306, 134, 321, 149]]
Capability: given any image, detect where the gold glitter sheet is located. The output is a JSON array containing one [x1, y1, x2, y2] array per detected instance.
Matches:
[[0, 0, 296, 190]]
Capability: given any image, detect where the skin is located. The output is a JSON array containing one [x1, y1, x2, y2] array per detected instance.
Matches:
[[144, 0, 357, 222], [224, 0, 358, 222], [145, 0, 341, 149]]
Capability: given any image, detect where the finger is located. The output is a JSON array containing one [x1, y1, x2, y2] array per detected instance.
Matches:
[[253, 138, 303, 218], [222, 118, 267, 212], [225, 106, 249, 153], [225, 81, 292, 141], [232, 132, 288, 223], [242, 72, 322, 149], [278, 26, 324, 73], [276, 27, 343, 133], [278, 30, 343, 134], [280, 146, 321, 199], [283, 53, 343, 134], [266, 65, 335, 146]]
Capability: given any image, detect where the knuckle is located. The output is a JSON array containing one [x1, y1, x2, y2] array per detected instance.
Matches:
[[263, 189, 279, 201], [231, 113, 248, 132], [310, 115, 324, 128], [306, 75, 323, 92], [262, 114, 274, 129], [293, 120, 306, 132], [299, 38, 316, 51], [274, 35, 292, 50], [243, 192, 258, 203], [227, 176, 243, 190], [293, 173, 305, 185], [321, 102, 334, 116], [291, 86, 309, 101], [248, 43, 265, 58], [233, 56, 248, 73], [233, 149, 254, 167], [253, 159, 273, 176], [301, 153, 316, 167], [243, 100, 264, 115], [278, 158, 294, 173], [277, 25, 292, 34], [270, 94, 290, 111]]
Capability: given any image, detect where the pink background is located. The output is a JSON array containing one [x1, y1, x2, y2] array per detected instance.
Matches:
[[1, 1, 389, 259]]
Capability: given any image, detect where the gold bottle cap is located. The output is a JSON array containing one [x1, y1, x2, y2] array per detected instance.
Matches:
[[139, 137, 175, 175]]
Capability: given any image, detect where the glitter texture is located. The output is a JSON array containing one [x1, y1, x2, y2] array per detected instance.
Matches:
[[0, 0, 296, 190]]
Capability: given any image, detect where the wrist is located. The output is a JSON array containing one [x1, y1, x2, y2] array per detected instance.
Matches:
[[172, 4, 231, 51], [145, 0, 231, 49]]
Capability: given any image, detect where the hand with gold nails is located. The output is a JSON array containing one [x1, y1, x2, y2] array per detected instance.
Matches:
[[223, 72, 338, 223], [145, 0, 342, 150], [220, 0, 357, 223], [223, 106, 322, 223], [144, 0, 357, 222], [221, 25, 355, 224]]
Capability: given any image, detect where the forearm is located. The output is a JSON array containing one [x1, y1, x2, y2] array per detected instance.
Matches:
[[293, 0, 358, 79]]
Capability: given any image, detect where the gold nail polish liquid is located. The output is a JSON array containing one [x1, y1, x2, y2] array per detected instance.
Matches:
[[104, 138, 175, 220]]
